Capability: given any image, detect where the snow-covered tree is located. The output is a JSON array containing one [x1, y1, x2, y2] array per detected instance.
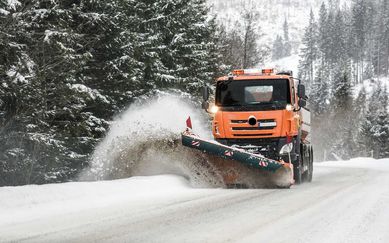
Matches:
[[0, 0, 227, 186], [272, 35, 284, 61], [298, 9, 318, 92], [283, 18, 291, 57], [353, 86, 368, 156], [373, 0, 389, 76], [219, 7, 267, 69], [359, 83, 389, 158]]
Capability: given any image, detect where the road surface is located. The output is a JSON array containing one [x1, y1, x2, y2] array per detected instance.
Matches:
[[1, 158, 389, 243]]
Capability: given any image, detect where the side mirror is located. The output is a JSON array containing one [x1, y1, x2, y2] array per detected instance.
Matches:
[[202, 86, 210, 102], [297, 84, 306, 99], [298, 99, 306, 108]]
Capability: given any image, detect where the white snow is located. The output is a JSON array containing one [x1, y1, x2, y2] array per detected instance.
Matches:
[[6, 68, 28, 83], [0, 175, 193, 226], [0, 8, 10, 15], [1, 158, 389, 242], [318, 157, 389, 172], [354, 76, 389, 97], [266, 54, 300, 76], [43, 30, 61, 43], [69, 84, 110, 104], [81, 94, 212, 182], [6, 0, 20, 10]]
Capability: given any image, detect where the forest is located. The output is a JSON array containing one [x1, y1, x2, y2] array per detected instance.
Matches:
[[298, 0, 389, 161], [0, 0, 388, 186]]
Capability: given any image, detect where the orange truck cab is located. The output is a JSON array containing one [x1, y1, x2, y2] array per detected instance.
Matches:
[[202, 68, 313, 183]]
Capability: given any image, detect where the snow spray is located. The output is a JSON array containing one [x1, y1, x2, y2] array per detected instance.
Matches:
[[79, 92, 224, 187]]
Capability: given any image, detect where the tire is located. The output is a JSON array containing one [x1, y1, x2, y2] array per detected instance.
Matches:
[[302, 145, 313, 183], [293, 156, 303, 184], [307, 147, 313, 182]]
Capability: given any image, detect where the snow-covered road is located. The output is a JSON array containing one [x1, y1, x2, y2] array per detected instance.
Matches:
[[1, 158, 389, 243]]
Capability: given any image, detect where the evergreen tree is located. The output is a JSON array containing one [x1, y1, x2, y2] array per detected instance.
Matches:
[[353, 86, 368, 156], [0, 0, 228, 186], [0, 0, 119, 185], [359, 83, 389, 158], [350, 0, 368, 82], [309, 70, 331, 161], [318, 3, 330, 63], [218, 23, 244, 70], [373, 0, 389, 75], [241, 8, 262, 68], [298, 9, 318, 92], [329, 66, 353, 159], [374, 85, 389, 158], [331, 11, 348, 65], [219, 8, 267, 69], [283, 18, 291, 57], [299, 0, 389, 160], [272, 35, 284, 61]]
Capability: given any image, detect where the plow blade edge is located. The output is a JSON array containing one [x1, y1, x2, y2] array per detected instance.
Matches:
[[181, 133, 289, 173]]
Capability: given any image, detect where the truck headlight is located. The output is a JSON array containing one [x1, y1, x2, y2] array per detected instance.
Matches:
[[286, 104, 293, 111], [280, 143, 293, 155], [210, 105, 219, 114]]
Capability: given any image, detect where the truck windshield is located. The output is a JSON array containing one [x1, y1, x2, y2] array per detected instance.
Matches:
[[215, 79, 290, 110]]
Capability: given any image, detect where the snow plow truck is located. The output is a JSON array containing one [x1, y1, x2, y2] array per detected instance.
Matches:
[[182, 68, 313, 188]]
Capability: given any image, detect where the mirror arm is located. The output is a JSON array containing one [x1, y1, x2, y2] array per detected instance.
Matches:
[[293, 107, 302, 112]]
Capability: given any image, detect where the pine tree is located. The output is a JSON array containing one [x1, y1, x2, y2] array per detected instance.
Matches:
[[373, 0, 389, 75], [350, 0, 368, 82], [0, 0, 132, 185], [272, 35, 284, 61], [331, 11, 348, 65], [298, 9, 318, 92], [353, 86, 368, 156], [318, 3, 330, 63], [329, 67, 353, 159], [218, 23, 243, 70], [218, 7, 267, 69], [283, 18, 291, 57], [1, 0, 228, 185], [309, 70, 331, 161], [359, 82, 389, 158], [241, 8, 262, 68], [374, 85, 389, 158]]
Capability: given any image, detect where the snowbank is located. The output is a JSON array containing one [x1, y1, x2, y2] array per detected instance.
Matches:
[[1, 157, 389, 242], [318, 157, 389, 172], [0, 175, 197, 227]]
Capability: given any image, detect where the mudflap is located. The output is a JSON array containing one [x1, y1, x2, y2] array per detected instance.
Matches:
[[181, 131, 294, 188]]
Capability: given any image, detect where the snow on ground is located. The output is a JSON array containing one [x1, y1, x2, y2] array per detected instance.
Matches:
[[318, 157, 389, 172], [1, 158, 389, 242], [354, 76, 389, 97], [0, 175, 203, 228]]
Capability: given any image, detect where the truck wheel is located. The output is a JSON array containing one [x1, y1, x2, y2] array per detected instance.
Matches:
[[293, 158, 303, 184], [307, 147, 313, 182], [302, 146, 313, 183]]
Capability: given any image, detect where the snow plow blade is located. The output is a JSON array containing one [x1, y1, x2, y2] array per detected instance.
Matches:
[[181, 132, 291, 173], [181, 131, 294, 188]]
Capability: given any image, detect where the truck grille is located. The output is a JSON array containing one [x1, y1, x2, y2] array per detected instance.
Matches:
[[216, 138, 280, 159], [230, 119, 276, 134], [232, 127, 271, 131], [233, 133, 273, 137], [231, 119, 275, 124]]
